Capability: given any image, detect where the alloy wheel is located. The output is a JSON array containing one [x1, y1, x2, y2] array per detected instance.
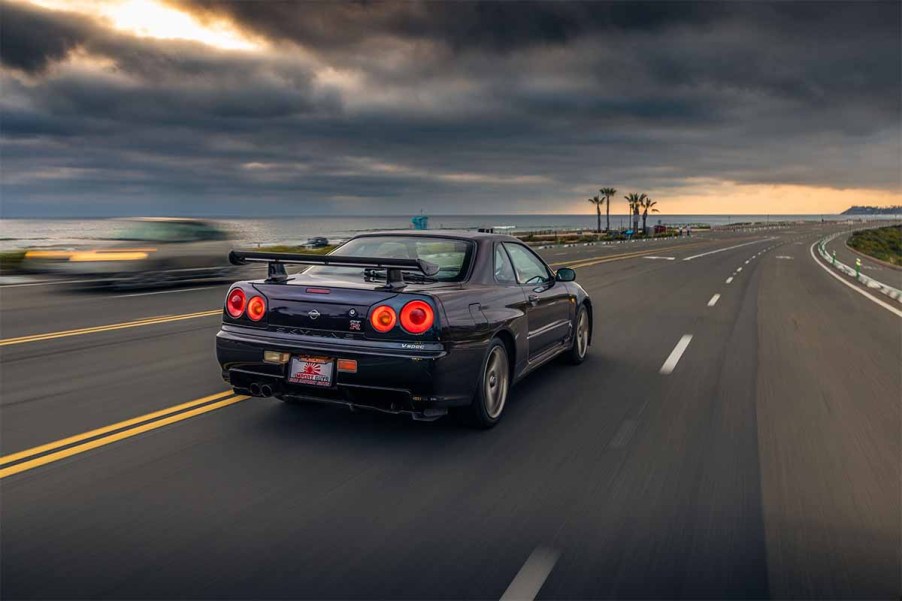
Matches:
[[484, 345, 509, 419]]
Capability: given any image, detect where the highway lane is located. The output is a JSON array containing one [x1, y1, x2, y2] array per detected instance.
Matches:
[[754, 235, 899, 598], [1, 223, 898, 599], [0, 232, 759, 452], [0, 230, 778, 452]]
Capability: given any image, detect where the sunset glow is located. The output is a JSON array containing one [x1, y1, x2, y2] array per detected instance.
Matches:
[[25, 0, 262, 51], [561, 182, 902, 216]]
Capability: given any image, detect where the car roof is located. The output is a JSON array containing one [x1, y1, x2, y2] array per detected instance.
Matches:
[[351, 229, 521, 243]]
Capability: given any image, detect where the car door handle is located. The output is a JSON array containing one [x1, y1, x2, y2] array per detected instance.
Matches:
[[528, 294, 539, 306]]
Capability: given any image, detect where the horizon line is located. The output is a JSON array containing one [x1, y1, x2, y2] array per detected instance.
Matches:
[[3, 211, 900, 220]]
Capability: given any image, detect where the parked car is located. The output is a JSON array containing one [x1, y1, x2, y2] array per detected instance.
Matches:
[[304, 237, 330, 248], [23, 218, 238, 289], [216, 230, 593, 428]]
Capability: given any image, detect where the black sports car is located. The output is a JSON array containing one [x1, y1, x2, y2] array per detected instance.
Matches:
[[216, 230, 592, 427]]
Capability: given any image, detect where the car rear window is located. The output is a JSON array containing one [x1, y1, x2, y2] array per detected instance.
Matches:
[[307, 236, 475, 282]]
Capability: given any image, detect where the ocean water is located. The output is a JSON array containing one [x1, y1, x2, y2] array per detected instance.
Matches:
[[0, 214, 896, 250]]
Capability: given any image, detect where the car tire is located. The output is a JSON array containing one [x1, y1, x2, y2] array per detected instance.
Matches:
[[566, 304, 590, 365], [465, 338, 510, 429]]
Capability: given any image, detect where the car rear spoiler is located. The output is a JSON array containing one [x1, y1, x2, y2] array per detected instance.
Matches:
[[228, 250, 440, 289]]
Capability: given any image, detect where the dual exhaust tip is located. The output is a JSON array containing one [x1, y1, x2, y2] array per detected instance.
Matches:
[[248, 382, 273, 397]]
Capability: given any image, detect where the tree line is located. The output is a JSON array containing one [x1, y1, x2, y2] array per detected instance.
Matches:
[[587, 189, 658, 235]]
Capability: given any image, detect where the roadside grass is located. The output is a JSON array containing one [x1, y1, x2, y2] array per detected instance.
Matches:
[[0, 250, 26, 275], [848, 226, 902, 267]]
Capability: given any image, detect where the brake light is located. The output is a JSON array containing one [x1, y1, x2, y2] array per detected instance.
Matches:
[[247, 295, 266, 321], [370, 305, 397, 333], [226, 288, 246, 318], [400, 300, 435, 334]]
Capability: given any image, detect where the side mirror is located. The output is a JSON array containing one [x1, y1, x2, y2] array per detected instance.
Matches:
[[555, 267, 576, 282]]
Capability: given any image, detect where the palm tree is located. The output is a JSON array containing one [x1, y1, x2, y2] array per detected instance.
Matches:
[[624, 194, 635, 231], [624, 193, 645, 233], [587, 195, 604, 233], [639, 197, 659, 234], [599, 187, 616, 232]]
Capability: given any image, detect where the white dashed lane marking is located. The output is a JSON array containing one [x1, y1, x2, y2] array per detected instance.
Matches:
[[707, 294, 720, 307], [501, 547, 561, 601], [660, 334, 693, 375], [682, 238, 770, 261], [726, 276, 734, 284]]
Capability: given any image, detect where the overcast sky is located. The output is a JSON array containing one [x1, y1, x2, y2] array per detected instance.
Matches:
[[1, 0, 899, 217]]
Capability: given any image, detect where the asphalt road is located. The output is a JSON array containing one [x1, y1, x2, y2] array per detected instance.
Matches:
[[1, 223, 899, 599]]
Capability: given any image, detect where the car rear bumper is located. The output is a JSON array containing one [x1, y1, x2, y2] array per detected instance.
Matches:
[[216, 326, 480, 417]]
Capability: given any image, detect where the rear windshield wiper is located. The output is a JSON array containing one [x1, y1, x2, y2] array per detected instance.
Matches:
[[363, 268, 437, 284]]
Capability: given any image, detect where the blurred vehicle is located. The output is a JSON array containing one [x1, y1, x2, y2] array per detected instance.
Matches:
[[216, 230, 593, 428], [304, 237, 330, 248], [23, 218, 238, 289]]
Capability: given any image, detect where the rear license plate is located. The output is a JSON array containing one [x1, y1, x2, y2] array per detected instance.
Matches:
[[287, 356, 334, 387]]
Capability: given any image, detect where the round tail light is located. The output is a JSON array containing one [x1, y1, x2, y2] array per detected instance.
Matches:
[[400, 300, 435, 334], [226, 288, 246, 318], [246, 295, 266, 321], [370, 305, 397, 333]]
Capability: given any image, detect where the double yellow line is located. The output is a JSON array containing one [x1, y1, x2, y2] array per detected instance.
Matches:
[[0, 309, 221, 347], [0, 391, 250, 478]]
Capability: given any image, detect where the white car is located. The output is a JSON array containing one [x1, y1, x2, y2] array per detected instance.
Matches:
[[24, 218, 239, 289]]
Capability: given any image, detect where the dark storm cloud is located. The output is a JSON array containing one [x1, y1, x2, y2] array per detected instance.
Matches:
[[0, 0, 899, 216], [181, 1, 725, 54], [0, 1, 96, 73]]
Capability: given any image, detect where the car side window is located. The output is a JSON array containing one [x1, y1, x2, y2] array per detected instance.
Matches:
[[494, 244, 517, 284], [194, 224, 226, 241], [503, 243, 551, 285]]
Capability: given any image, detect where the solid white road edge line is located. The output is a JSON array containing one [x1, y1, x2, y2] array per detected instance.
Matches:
[[809, 241, 902, 318], [682, 238, 770, 261], [707, 294, 720, 307], [500, 546, 561, 601], [660, 334, 693, 375]]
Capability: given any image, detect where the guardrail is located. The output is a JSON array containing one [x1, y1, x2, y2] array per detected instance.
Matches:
[[816, 232, 902, 303]]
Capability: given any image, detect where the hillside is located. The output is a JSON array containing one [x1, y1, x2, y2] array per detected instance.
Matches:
[[841, 205, 902, 215]]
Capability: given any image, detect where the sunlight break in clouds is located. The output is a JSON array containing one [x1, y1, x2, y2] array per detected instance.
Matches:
[[24, 0, 262, 51], [561, 181, 902, 216]]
